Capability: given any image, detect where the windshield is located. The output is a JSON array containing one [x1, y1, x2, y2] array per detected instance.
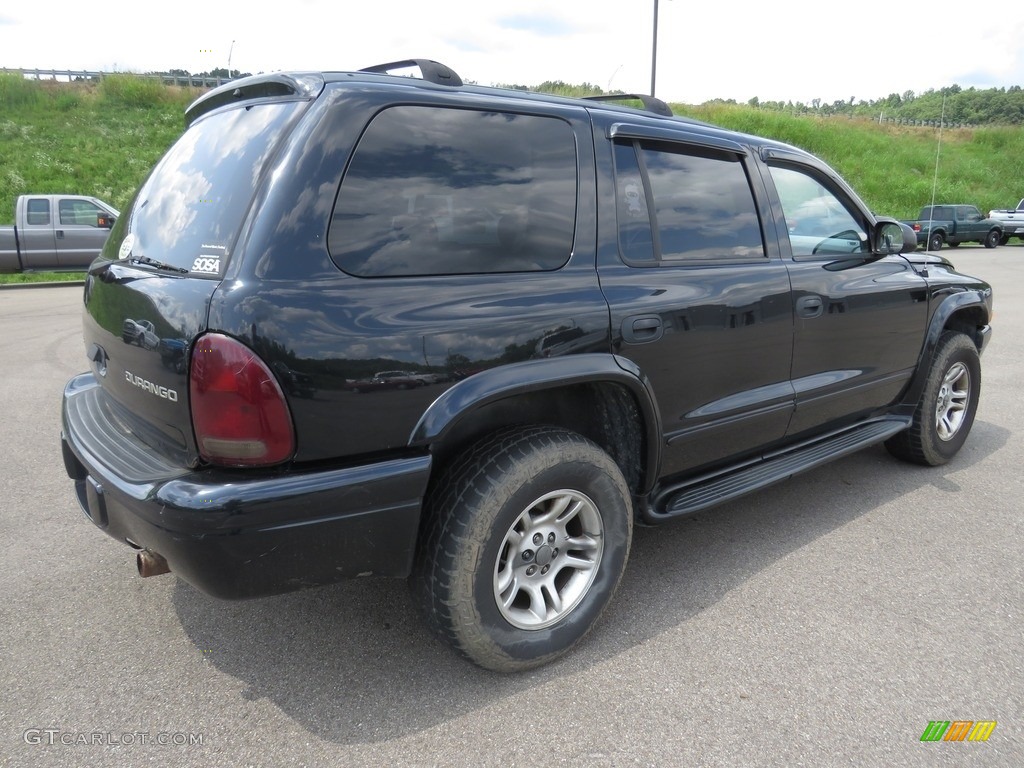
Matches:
[[121, 100, 303, 274]]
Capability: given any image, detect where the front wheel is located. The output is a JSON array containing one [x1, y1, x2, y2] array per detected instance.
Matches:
[[885, 332, 981, 466], [411, 426, 632, 672], [928, 232, 944, 251], [984, 230, 1000, 249]]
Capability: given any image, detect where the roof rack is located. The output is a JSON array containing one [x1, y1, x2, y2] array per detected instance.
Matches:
[[359, 59, 463, 87], [582, 93, 673, 117]]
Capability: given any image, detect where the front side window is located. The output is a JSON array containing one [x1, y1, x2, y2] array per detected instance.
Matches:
[[330, 106, 577, 277], [613, 140, 764, 264], [769, 165, 868, 258], [59, 199, 104, 226]]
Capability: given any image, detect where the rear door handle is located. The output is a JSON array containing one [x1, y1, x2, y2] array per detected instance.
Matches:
[[796, 295, 823, 318], [621, 314, 663, 344]]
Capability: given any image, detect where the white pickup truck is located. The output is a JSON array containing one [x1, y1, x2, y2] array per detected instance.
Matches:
[[0, 194, 118, 272], [988, 199, 1024, 244]]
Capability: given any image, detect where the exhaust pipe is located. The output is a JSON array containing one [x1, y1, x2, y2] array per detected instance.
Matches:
[[137, 550, 170, 578]]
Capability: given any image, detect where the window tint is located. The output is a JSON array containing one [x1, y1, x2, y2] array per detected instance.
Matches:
[[59, 199, 104, 226], [612, 142, 655, 263], [613, 141, 764, 264], [330, 106, 577, 277], [26, 199, 50, 226], [126, 100, 303, 272], [769, 165, 868, 257]]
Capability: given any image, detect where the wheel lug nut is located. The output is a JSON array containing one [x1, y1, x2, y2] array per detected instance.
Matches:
[[533, 533, 543, 545], [526, 565, 537, 576], [522, 550, 533, 561], [547, 533, 555, 543], [552, 548, 558, 557], [541, 565, 549, 574]]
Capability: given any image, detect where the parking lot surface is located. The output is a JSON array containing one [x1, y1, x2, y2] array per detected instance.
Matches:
[[1, 249, 1021, 767]]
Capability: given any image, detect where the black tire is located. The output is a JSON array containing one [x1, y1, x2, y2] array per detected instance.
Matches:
[[984, 230, 1000, 249], [411, 426, 632, 672], [885, 332, 980, 466], [999, 235, 1010, 246], [928, 232, 944, 251], [947, 241, 960, 248]]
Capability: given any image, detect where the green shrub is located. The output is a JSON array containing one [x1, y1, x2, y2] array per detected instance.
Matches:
[[99, 74, 170, 107], [0, 74, 43, 107]]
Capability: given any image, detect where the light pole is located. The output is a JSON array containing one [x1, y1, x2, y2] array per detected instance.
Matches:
[[650, 0, 659, 96], [227, 39, 235, 79]]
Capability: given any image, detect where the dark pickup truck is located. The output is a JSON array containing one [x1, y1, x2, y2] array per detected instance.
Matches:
[[903, 204, 1003, 251], [0, 194, 118, 272], [61, 61, 993, 672]]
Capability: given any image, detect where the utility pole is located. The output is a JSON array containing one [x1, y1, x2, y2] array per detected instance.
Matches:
[[227, 39, 235, 79], [650, 0, 659, 96]]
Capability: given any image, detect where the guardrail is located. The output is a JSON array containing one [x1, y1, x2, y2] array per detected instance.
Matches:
[[1, 68, 231, 88]]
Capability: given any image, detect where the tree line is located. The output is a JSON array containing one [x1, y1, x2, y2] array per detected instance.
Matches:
[[499, 80, 1024, 126]]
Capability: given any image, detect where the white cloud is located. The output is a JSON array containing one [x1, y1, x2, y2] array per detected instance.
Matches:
[[1, 0, 1022, 104]]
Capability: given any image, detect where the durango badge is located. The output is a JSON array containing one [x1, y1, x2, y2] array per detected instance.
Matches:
[[124, 370, 178, 402]]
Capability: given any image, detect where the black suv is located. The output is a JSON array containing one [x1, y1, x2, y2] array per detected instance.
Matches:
[[61, 60, 993, 672]]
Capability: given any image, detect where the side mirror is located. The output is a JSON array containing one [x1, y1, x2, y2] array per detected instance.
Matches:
[[873, 218, 917, 254], [97, 214, 115, 229]]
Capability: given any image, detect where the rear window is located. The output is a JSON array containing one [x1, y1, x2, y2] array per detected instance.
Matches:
[[121, 100, 303, 274], [329, 106, 577, 277]]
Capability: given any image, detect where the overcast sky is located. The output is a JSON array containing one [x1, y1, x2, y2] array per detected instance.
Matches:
[[2, 1, 1023, 105]]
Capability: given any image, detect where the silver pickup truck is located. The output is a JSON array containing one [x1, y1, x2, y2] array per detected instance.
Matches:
[[0, 194, 118, 272], [988, 199, 1024, 244]]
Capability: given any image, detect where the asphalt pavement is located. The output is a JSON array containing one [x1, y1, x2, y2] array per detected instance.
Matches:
[[1, 249, 1021, 767]]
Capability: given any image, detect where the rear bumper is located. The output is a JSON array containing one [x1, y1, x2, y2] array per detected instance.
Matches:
[[62, 373, 430, 599]]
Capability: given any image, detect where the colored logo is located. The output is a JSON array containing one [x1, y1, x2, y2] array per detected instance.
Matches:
[[920, 721, 996, 742]]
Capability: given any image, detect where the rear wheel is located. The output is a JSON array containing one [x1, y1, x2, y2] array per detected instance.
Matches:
[[999, 235, 1010, 246], [984, 230, 1000, 249], [928, 232, 944, 251], [947, 241, 960, 248], [411, 426, 632, 672], [885, 332, 980, 466]]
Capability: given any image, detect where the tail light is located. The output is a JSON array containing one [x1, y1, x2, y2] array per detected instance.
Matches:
[[189, 333, 295, 466]]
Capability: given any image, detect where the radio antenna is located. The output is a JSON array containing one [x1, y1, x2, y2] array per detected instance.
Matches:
[[925, 94, 947, 248]]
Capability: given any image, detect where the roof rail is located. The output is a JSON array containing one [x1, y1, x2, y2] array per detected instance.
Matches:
[[582, 93, 673, 117], [359, 59, 463, 87]]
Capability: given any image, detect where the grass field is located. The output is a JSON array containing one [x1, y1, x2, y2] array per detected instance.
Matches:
[[2, 73, 1023, 228]]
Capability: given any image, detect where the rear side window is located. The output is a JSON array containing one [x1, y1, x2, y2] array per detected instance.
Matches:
[[123, 100, 303, 274], [26, 199, 50, 225], [329, 106, 577, 277], [613, 140, 764, 264]]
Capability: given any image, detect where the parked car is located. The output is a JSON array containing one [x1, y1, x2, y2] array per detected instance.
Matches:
[[901, 204, 1002, 250], [121, 318, 159, 350], [61, 59, 993, 673], [349, 370, 428, 393], [987, 199, 1024, 244], [0, 194, 118, 272]]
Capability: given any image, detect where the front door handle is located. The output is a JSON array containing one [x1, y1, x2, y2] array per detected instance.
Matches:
[[621, 314, 663, 344]]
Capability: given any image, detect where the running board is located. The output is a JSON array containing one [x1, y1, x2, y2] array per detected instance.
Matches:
[[649, 418, 910, 521]]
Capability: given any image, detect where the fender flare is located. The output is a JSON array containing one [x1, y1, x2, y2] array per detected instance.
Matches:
[[901, 288, 992, 408], [409, 353, 663, 492]]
